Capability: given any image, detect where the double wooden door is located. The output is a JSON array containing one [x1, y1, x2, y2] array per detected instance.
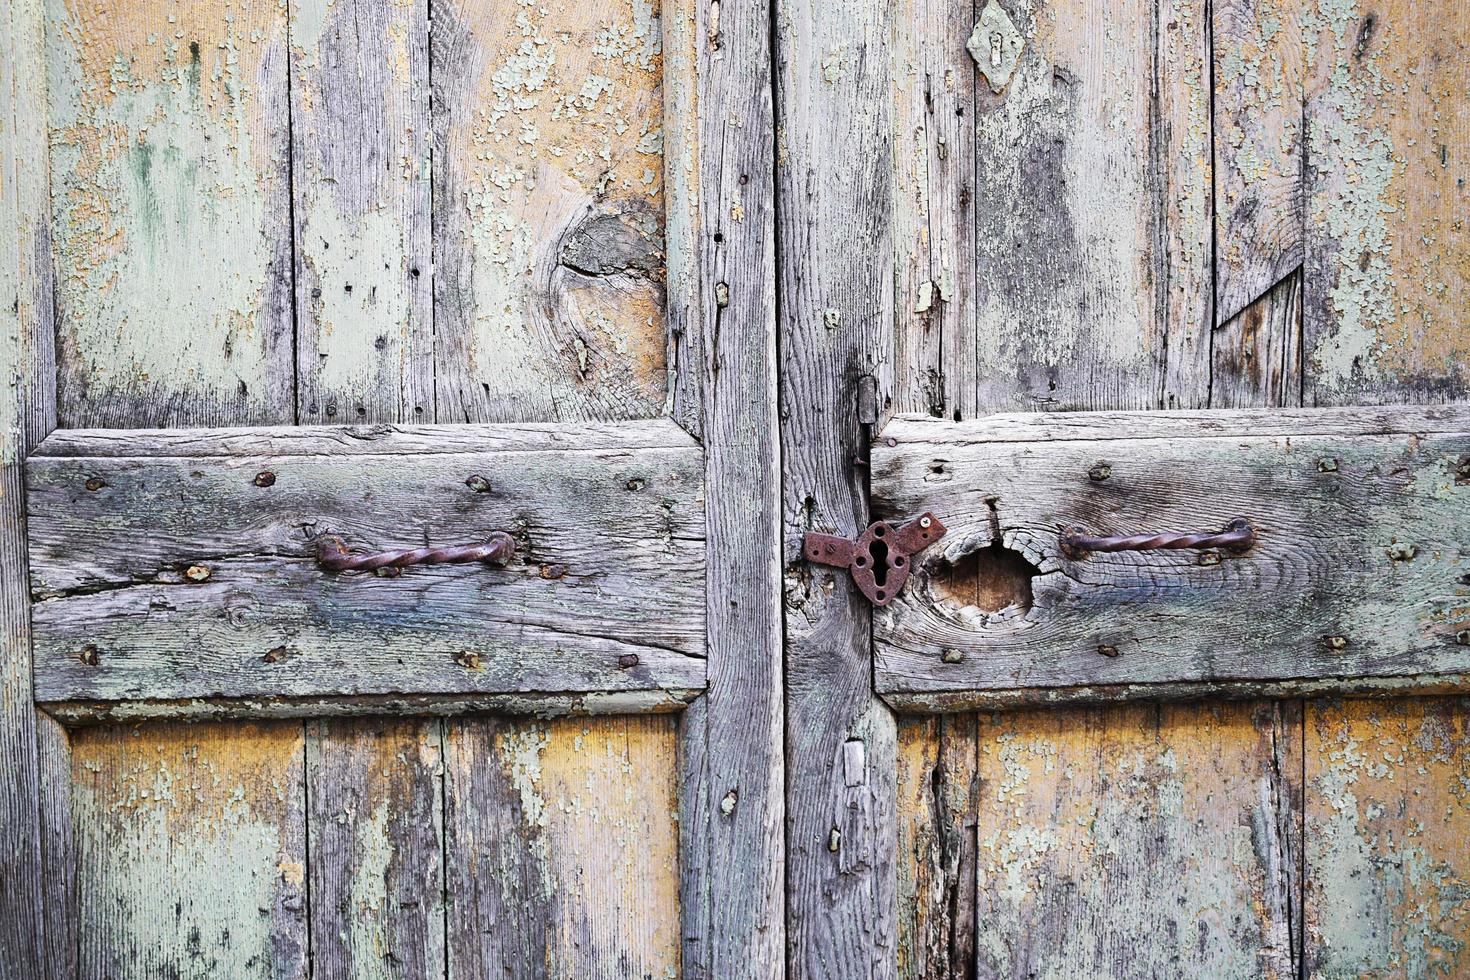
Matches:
[[3, 0, 1468, 977]]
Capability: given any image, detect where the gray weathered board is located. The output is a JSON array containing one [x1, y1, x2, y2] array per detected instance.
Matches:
[[873, 407, 1470, 709], [27, 417, 706, 714]]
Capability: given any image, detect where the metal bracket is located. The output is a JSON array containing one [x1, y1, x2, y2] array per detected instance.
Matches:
[[804, 512, 948, 606]]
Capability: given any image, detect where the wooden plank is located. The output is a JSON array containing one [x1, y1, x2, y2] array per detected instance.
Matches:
[[45, 0, 294, 427], [27, 440, 707, 706], [973, 701, 1300, 977], [444, 714, 682, 977], [1213, 0, 1305, 327], [776, 0, 898, 973], [969, 0, 1210, 413], [1213, 268, 1305, 409], [873, 416, 1470, 698], [895, 714, 977, 980], [1302, 0, 1470, 405], [1, 0, 57, 968], [306, 717, 444, 980], [71, 720, 309, 978], [290, 0, 433, 424], [431, 0, 669, 423]]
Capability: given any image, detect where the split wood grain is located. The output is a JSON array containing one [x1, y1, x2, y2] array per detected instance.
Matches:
[[45, 0, 295, 427], [873, 417, 1470, 697], [289, 0, 433, 425], [444, 714, 682, 978], [1, 0, 58, 970], [71, 721, 309, 979]]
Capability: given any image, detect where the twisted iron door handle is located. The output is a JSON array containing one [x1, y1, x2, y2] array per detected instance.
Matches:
[[1060, 518, 1254, 559], [316, 532, 516, 573]]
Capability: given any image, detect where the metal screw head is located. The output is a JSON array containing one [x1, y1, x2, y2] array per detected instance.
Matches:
[[919, 515, 933, 529], [253, 471, 276, 488], [942, 648, 964, 664], [1088, 463, 1112, 482], [1097, 644, 1120, 658], [184, 565, 211, 583], [84, 476, 106, 492], [1318, 458, 1339, 473]]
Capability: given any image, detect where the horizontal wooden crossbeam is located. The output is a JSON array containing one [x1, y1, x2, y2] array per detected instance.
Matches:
[[871, 406, 1470, 710], [27, 419, 706, 721]]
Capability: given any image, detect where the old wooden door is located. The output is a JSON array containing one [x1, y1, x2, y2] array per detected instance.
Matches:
[[2, 0, 780, 975], [778, 0, 1469, 977]]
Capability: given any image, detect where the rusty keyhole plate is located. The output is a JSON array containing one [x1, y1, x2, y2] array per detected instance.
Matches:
[[804, 512, 948, 606]]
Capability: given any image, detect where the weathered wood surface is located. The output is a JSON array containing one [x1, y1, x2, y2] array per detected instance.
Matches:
[[290, 0, 432, 425], [71, 721, 309, 978], [1, 0, 57, 970], [776, 0, 899, 974], [46, 0, 295, 428], [432, 0, 670, 424], [307, 718, 444, 980], [971, 702, 1301, 977], [873, 410, 1470, 698], [28, 433, 707, 706], [444, 714, 682, 977]]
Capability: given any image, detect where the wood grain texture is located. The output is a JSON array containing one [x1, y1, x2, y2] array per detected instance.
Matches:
[[1302, 0, 1469, 404], [71, 720, 309, 979], [444, 714, 682, 977], [28, 437, 707, 706], [290, 0, 432, 425], [1213, 0, 1305, 326], [432, 0, 669, 424], [968, 0, 1211, 414], [681, 0, 786, 968], [974, 701, 1301, 977], [1305, 698, 1470, 977], [45, 0, 294, 427], [306, 717, 444, 980], [1, 0, 57, 969], [776, 0, 899, 973], [895, 714, 977, 980], [1213, 267, 1305, 410], [874, 413, 1470, 698]]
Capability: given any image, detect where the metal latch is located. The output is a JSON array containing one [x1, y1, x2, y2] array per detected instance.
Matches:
[[803, 513, 947, 606]]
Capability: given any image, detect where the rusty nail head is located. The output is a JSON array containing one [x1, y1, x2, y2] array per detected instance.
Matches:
[[1088, 463, 1112, 482], [1388, 542, 1417, 562], [626, 477, 646, 491], [78, 644, 100, 666], [828, 828, 841, 852], [1457, 458, 1470, 479], [1198, 550, 1221, 566], [84, 476, 106, 492], [374, 566, 402, 578], [1456, 630, 1470, 647], [254, 471, 276, 487], [465, 474, 492, 493], [1097, 644, 1120, 658], [539, 563, 568, 580], [1326, 635, 1349, 651], [1318, 458, 1339, 473], [454, 650, 482, 670], [942, 648, 963, 664], [263, 646, 287, 664], [721, 790, 738, 816], [184, 565, 211, 582], [618, 653, 641, 669]]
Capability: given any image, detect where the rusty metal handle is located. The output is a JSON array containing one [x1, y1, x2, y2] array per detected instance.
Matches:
[[1060, 518, 1254, 559], [317, 532, 515, 573]]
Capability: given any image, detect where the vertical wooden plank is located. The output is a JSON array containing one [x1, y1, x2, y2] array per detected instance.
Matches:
[[1305, 699, 1470, 977], [890, 0, 978, 422], [1213, 267, 1304, 409], [1212, 0, 1305, 326], [974, 702, 1301, 978], [686, 0, 785, 967], [290, 0, 432, 424], [45, 0, 294, 427], [896, 715, 977, 980], [72, 721, 309, 978], [1301, 0, 1469, 404], [432, 0, 669, 424], [444, 714, 682, 977], [969, 0, 1211, 413], [306, 718, 444, 980], [1, 0, 57, 970], [777, 0, 898, 972]]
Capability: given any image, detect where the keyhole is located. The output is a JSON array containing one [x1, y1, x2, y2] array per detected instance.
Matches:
[[869, 539, 891, 588], [990, 32, 1003, 67]]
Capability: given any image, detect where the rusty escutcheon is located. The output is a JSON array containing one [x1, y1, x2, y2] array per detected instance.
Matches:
[[804, 512, 947, 606]]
